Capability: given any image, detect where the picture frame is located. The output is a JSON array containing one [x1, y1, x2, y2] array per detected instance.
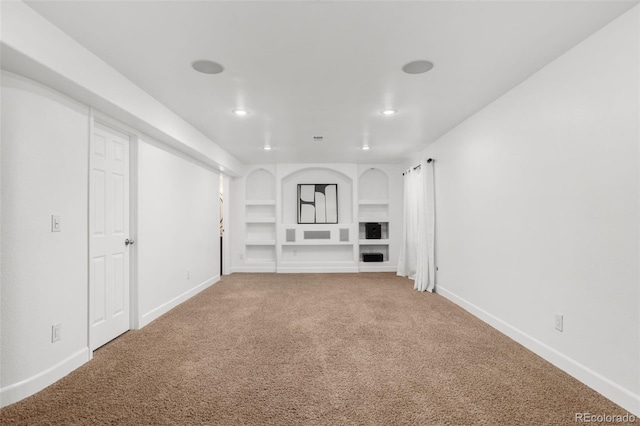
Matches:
[[297, 184, 338, 224]]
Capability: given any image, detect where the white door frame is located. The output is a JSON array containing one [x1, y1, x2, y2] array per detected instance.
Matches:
[[88, 109, 139, 357], [221, 173, 232, 275]]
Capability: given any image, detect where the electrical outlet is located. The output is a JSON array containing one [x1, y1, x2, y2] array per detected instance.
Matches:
[[555, 314, 563, 332], [239, 253, 244, 260], [51, 215, 61, 232], [52, 324, 61, 342]]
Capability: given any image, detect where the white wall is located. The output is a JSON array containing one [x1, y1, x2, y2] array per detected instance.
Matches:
[[1, 71, 91, 405], [414, 7, 639, 414], [137, 138, 220, 327], [1, 72, 223, 406]]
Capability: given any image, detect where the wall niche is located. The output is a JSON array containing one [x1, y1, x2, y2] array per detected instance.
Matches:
[[246, 168, 275, 201], [280, 167, 353, 224]]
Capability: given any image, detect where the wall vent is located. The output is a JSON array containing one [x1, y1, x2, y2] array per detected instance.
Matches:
[[304, 230, 331, 240]]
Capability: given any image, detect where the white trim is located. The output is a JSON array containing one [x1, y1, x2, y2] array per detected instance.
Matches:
[[277, 266, 359, 273], [222, 174, 232, 276], [358, 264, 397, 272], [637, 5, 640, 415], [437, 285, 640, 416], [233, 266, 277, 273], [0, 348, 89, 408], [87, 108, 95, 360], [129, 135, 140, 330], [139, 276, 219, 328]]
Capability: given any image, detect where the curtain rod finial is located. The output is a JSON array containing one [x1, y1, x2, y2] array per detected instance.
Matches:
[[427, 158, 433, 163]]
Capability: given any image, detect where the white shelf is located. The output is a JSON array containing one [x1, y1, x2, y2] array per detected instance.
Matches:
[[281, 241, 354, 246], [358, 199, 390, 205], [280, 260, 356, 265], [245, 200, 276, 205], [245, 218, 276, 223], [245, 240, 276, 246], [358, 217, 389, 223], [359, 239, 389, 245]]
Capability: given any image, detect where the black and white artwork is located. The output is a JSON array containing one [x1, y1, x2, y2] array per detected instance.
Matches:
[[297, 184, 338, 224]]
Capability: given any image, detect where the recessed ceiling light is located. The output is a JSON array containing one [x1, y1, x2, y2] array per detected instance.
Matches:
[[402, 60, 434, 74], [381, 109, 397, 116], [362, 146, 370, 151], [263, 145, 272, 151], [232, 109, 248, 116], [191, 60, 224, 75]]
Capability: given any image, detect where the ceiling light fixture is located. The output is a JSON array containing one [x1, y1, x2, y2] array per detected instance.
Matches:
[[381, 109, 397, 116], [191, 60, 224, 75], [263, 145, 272, 151], [232, 109, 248, 116], [362, 133, 371, 151], [402, 60, 434, 74]]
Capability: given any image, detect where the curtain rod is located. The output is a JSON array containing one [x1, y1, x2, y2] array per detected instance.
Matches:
[[402, 158, 433, 175]]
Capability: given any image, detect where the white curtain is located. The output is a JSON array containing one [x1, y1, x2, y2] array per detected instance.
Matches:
[[397, 158, 435, 292]]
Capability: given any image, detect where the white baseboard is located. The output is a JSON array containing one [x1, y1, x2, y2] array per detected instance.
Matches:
[[232, 266, 397, 273], [277, 266, 359, 273], [358, 264, 397, 272], [233, 266, 277, 273], [0, 347, 89, 408], [139, 275, 219, 328], [437, 286, 640, 416]]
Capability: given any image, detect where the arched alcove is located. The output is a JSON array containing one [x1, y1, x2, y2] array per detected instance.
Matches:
[[359, 168, 388, 200], [281, 167, 353, 224], [246, 168, 275, 200]]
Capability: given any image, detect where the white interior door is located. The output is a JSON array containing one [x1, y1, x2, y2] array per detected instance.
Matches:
[[90, 122, 131, 350]]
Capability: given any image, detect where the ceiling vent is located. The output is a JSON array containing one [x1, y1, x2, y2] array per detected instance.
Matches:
[[312, 136, 324, 142]]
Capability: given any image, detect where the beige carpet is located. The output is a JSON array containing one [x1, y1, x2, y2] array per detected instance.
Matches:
[[1, 273, 635, 425]]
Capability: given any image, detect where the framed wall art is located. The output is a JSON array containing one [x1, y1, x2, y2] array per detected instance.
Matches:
[[297, 184, 338, 224]]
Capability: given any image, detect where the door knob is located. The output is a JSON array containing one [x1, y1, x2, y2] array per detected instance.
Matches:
[[125, 238, 135, 246]]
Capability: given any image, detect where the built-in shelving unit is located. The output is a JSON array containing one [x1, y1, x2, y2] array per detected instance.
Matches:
[[234, 164, 399, 274], [358, 168, 393, 272], [244, 169, 276, 270]]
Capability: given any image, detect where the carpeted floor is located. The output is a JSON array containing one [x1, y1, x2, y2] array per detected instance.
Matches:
[[1, 273, 635, 425]]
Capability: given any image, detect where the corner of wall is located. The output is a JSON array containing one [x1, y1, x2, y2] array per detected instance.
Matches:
[[0, 347, 90, 408], [139, 276, 220, 329]]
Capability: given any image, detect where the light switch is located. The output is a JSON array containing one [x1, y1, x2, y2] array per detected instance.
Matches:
[[51, 215, 61, 232]]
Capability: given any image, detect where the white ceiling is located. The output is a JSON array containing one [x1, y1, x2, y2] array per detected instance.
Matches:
[[25, 1, 637, 165]]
